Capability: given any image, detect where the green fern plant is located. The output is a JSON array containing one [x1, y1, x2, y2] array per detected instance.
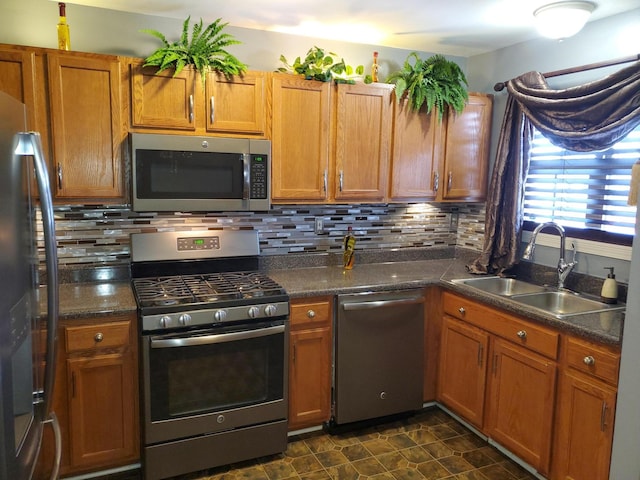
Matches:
[[387, 53, 468, 121], [141, 16, 247, 86], [278, 46, 364, 84]]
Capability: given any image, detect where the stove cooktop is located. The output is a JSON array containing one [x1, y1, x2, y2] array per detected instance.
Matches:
[[132, 271, 287, 312]]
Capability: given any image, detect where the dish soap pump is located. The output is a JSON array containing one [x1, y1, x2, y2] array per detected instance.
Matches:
[[600, 267, 618, 304], [343, 226, 356, 270]]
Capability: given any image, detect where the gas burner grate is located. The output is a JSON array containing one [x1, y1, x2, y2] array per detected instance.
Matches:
[[132, 271, 286, 309]]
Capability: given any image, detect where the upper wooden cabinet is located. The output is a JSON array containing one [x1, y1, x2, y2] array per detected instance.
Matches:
[[0, 47, 37, 129], [271, 74, 393, 203], [0, 45, 125, 203], [128, 61, 268, 137], [390, 93, 493, 203], [47, 52, 124, 199], [271, 74, 331, 201], [438, 93, 493, 201]]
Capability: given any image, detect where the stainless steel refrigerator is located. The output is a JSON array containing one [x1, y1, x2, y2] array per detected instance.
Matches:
[[0, 91, 60, 479]]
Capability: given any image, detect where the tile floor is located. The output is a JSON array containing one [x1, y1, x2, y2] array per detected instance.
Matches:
[[106, 407, 540, 480]]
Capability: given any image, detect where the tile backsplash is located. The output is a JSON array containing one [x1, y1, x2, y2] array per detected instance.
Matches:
[[40, 203, 486, 267]]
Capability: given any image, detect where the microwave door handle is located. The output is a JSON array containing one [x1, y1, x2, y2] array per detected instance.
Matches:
[[242, 153, 250, 208]]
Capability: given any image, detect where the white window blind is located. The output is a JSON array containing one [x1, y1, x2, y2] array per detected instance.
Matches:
[[523, 125, 640, 236]]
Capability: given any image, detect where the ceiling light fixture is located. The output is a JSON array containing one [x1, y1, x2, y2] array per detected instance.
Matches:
[[533, 1, 596, 39]]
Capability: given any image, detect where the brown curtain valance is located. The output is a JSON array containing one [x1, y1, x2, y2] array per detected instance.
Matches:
[[468, 61, 640, 275]]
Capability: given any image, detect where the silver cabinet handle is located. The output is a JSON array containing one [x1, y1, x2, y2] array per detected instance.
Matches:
[[307, 310, 316, 318], [517, 330, 527, 339], [600, 402, 608, 431], [339, 170, 344, 192], [583, 355, 596, 366], [210, 96, 215, 123], [323, 169, 328, 193], [189, 94, 194, 123], [342, 296, 424, 311], [477, 344, 484, 367], [448, 171, 453, 191], [57, 163, 63, 190], [433, 172, 439, 193], [94, 332, 104, 343], [458, 307, 466, 315]]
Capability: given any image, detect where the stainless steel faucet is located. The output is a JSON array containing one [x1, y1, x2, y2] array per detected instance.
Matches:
[[522, 222, 578, 290]]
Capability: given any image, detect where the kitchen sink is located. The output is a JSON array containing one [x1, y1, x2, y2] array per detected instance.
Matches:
[[511, 290, 625, 318], [453, 276, 547, 296]]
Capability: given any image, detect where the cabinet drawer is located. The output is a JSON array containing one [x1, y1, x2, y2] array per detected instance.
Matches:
[[565, 336, 620, 386], [65, 321, 130, 353], [443, 291, 559, 359], [290, 297, 332, 329]]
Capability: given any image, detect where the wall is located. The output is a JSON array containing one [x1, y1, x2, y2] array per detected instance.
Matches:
[[465, 8, 640, 282]]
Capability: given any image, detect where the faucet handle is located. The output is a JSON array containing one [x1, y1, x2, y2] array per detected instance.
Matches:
[[570, 242, 578, 265]]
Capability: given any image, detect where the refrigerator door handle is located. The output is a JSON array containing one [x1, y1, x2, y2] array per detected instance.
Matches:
[[15, 132, 59, 416], [43, 413, 61, 480], [15, 132, 61, 479]]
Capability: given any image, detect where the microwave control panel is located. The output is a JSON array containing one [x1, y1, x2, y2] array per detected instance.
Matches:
[[250, 154, 268, 199]]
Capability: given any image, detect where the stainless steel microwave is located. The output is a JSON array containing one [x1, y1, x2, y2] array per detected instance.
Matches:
[[130, 133, 271, 212]]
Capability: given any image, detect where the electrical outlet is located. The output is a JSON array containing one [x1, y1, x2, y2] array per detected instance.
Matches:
[[314, 217, 325, 234], [450, 211, 459, 230]]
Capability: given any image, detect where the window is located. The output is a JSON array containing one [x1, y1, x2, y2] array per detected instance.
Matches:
[[523, 125, 639, 238]]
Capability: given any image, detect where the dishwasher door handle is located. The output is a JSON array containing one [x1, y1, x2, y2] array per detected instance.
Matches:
[[342, 296, 424, 311]]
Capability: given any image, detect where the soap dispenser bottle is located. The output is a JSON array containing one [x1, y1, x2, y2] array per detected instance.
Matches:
[[343, 226, 356, 270], [600, 267, 618, 304]]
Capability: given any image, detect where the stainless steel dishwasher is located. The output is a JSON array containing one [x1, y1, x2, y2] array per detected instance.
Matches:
[[333, 289, 425, 426]]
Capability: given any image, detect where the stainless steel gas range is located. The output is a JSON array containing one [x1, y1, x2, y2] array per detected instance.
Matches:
[[130, 230, 289, 480]]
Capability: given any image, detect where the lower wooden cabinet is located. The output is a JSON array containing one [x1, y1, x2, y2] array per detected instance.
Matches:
[[439, 291, 558, 475], [552, 336, 620, 480], [438, 316, 488, 428], [485, 337, 557, 475], [288, 296, 333, 430], [35, 313, 139, 479]]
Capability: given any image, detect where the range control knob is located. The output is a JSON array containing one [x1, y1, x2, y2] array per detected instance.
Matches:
[[248, 306, 260, 318], [213, 310, 227, 322], [264, 304, 277, 317], [179, 313, 191, 326], [159, 315, 172, 328]]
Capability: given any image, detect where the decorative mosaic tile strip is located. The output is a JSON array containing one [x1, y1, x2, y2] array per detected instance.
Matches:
[[37, 203, 486, 267]]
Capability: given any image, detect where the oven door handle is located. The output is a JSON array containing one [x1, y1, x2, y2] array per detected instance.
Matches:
[[150, 324, 285, 349]]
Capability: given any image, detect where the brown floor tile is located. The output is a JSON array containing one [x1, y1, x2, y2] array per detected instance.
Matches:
[[108, 408, 548, 480]]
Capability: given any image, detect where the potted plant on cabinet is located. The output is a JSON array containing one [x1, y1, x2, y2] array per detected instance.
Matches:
[[387, 53, 468, 121], [141, 16, 247, 86], [278, 46, 365, 84]]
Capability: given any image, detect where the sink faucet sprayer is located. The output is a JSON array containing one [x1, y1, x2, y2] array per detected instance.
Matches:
[[522, 222, 578, 290]]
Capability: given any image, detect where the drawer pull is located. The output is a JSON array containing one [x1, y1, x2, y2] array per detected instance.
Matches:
[[307, 309, 316, 318], [583, 355, 596, 366], [94, 332, 104, 343], [458, 307, 466, 315], [516, 330, 527, 340]]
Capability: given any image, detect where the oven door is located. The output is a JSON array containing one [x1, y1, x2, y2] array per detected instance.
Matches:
[[142, 319, 288, 445]]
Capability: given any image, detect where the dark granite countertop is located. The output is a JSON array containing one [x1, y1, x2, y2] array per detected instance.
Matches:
[[47, 248, 623, 345], [267, 254, 623, 346]]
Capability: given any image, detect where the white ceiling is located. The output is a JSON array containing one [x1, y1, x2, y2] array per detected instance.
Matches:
[[63, 0, 638, 57]]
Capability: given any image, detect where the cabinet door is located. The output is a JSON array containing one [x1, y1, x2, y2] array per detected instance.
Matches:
[[438, 315, 488, 428], [389, 101, 440, 201], [271, 75, 331, 201], [0, 48, 37, 129], [47, 53, 123, 199], [334, 83, 392, 201], [131, 65, 197, 130], [553, 371, 616, 480], [66, 352, 137, 468], [206, 71, 266, 135], [289, 326, 332, 430], [440, 93, 493, 201], [486, 337, 557, 475]]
